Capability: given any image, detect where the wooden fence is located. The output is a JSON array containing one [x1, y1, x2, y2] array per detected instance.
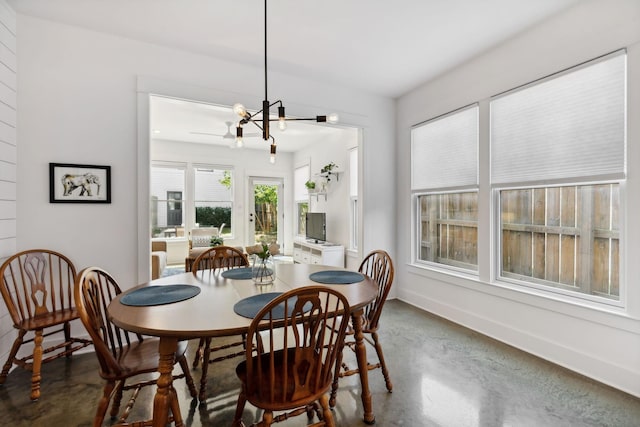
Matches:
[[419, 184, 619, 299]]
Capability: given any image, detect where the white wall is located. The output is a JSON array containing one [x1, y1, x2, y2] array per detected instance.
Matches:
[[396, 0, 640, 397], [294, 127, 359, 257], [0, 0, 15, 378], [12, 15, 394, 284]]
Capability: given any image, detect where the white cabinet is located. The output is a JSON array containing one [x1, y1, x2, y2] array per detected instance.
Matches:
[[293, 240, 344, 267]]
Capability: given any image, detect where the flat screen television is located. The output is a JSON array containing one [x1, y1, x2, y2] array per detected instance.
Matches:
[[306, 212, 326, 243]]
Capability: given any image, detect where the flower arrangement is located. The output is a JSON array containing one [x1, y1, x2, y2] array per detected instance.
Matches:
[[255, 243, 271, 260], [252, 243, 274, 285]]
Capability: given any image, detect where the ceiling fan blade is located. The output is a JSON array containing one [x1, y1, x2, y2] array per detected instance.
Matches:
[[189, 131, 226, 137]]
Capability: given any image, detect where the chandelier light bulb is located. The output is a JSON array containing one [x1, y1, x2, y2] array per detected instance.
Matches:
[[270, 143, 277, 164], [233, 103, 248, 118], [236, 125, 244, 148], [277, 105, 287, 131], [328, 113, 339, 124]]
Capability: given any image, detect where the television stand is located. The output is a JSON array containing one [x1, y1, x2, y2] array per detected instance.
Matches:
[[293, 240, 344, 267]]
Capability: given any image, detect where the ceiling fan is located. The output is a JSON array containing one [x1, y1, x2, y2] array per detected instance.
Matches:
[[190, 121, 259, 140]]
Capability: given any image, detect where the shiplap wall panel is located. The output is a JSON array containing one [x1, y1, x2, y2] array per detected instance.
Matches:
[[0, 99, 15, 125], [0, 61, 15, 91], [0, 199, 15, 220], [0, 179, 15, 199], [0, 138, 15, 159], [0, 159, 15, 181], [0, 1, 15, 34], [0, 120, 15, 144], [0, 218, 15, 238], [0, 40, 15, 70], [0, 0, 16, 371]]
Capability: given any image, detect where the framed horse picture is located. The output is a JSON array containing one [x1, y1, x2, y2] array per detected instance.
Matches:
[[49, 163, 111, 203]]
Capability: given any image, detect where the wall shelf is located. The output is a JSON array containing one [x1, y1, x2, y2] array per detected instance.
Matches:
[[307, 171, 341, 201], [307, 190, 328, 201]]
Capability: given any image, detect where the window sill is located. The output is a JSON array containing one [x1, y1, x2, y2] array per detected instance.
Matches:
[[407, 262, 640, 333]]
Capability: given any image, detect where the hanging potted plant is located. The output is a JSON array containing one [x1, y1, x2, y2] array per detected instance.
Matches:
[[320, 162, 338, 182]]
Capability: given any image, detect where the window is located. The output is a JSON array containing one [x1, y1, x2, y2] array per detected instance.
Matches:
[[151, 164, 185, 237], [194, 166, 233, 236], [294, 165, 310, 236], [418, 192, 478, 270], [492, 51, 625, 301], [500, 184, 619, 299], [412, 105, 479, 272], [349, 148, 358, 250], [151, 163, 234, 238]]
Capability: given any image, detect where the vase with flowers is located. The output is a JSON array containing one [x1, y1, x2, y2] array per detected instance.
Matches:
[[251, 243, 275, 285]]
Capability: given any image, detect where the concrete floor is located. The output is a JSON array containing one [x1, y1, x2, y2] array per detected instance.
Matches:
[[1, 300, 639, 426]]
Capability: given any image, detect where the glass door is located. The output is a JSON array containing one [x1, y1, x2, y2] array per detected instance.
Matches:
[[248, 177, 283, 246]]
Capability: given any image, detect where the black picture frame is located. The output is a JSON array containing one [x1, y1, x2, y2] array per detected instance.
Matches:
[[49, 163, 111, 203]]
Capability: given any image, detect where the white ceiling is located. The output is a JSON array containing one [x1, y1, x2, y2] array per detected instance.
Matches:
[[8, 0, 583, 150]]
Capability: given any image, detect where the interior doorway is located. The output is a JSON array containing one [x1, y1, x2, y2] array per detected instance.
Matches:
[[248, 176, 283, 247]]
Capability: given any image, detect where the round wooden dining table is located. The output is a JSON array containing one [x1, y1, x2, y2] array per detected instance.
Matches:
[[108, 262, 379, 426]]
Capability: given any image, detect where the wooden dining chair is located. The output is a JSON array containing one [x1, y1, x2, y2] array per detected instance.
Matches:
[[232, 286, 350, 427], [0, 249, 92, 400], [74, 267, 197, 426], [191, 245, 250, 400], [330, 249, 395, 407], [191, 244, 249, 278]]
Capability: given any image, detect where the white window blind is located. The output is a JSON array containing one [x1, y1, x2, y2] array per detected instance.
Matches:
[[411, 105, 478, 191], [194, 167, 232, 202], [491, 51, 626, 185], [294, 165, 310, 201], [150, 164, 185, 201], [349, 148, 358, 197]]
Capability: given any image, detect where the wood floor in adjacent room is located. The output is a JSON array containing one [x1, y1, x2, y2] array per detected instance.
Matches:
[[1, 300, 639, 427]]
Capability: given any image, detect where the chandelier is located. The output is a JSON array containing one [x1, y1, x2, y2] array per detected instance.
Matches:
[[232, 0, 338, 163]]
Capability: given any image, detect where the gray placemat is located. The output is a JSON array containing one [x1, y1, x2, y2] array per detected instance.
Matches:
[[234, 292, 284, 319], [309, 270, 365, 284], [221, 267, 253, 280], [120, 284, 201, 306]]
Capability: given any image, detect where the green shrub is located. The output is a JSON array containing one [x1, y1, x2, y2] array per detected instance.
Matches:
[[195, 206, 231, 229]]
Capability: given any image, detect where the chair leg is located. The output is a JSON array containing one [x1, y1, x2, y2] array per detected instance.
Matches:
[[261, 410, 274, 427], [198, 338, 212, 401], [319, 394, 335, 427], [329, 344, 345, 408], [110, 380, 125, 418], [232, 388, 247, 427], [0, 330, 25, 384], [63, 321, 73, 357], [372, 332, 392, 392], [94, 380, 115, 427], [192, 338, 205, 368], [30, 329, 44, 400], [177, 354, 198, 398]]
